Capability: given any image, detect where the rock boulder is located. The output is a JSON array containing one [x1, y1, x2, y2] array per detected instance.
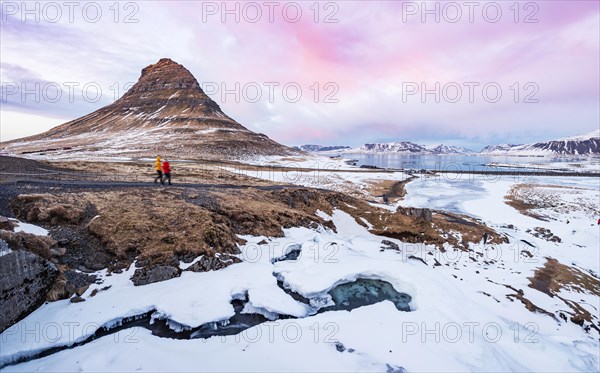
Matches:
[[0, 250, 58, 332], [131, 265, 180, 286], [396, 206, 432, 222]]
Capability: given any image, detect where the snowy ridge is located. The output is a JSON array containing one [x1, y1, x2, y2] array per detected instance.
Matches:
[[347, 142, 473, 154], [480, 130, 600, 156], [299, 145, 351, 152]]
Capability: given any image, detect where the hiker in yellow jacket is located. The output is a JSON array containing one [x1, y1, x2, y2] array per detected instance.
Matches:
[[154, 155, 163, 183]]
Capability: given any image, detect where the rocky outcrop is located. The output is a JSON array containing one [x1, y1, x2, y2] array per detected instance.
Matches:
[[0, 250, 58, 332], [186, 254, 241, 272], [131, 254, 242, 286], [64, 270, 97, 296], [0, 239, 10, 255], [527, 227, 561, 243], [380, 240, 400, 251], [131, 265, 180, 286], [396, 206, 432, 222], [0, 216, 15, 231]]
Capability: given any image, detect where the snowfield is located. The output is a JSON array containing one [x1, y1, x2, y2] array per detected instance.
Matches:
[[1, 170, 598, 372]]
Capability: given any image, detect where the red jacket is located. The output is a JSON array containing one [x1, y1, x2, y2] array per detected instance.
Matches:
[[162, 161, 171, 174]]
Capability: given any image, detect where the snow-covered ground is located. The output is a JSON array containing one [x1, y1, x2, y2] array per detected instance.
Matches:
[[222, 164, 408, 198], [402, 174, 599, 272], [237, 154, 360, 171], [485, 160, 600, 173], [2, 174, 599, 371]]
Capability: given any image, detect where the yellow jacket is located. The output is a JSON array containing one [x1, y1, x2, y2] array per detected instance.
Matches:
[[155, 157, 162, 171]]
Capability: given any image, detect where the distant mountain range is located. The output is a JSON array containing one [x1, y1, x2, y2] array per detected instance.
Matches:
[[479, 129, 600, 156], [301, 129, 600, 156], [299, 145, 351, 152], [357, 142, 473, 154], [301, 142, 473, 154]]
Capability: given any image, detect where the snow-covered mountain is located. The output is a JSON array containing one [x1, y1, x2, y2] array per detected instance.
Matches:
[[352, 142, 472, 154], [299, 145, 351, 152], [357, 142, 427, 153], [479, 144, 524, 153], [426, 144, 473, 154], [480, 130, 600, 156]]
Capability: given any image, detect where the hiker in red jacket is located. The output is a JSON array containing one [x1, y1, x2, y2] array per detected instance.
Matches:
[[162, 159, 172, 185]]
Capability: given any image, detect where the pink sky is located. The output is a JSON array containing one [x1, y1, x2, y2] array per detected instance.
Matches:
[[1, 1, 598, 148]]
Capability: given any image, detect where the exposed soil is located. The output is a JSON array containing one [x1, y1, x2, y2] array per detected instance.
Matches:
[[528, 257, 600, 332]]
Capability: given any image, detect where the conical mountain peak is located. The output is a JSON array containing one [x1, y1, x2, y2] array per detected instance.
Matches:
[[1, 59, 296, 160], [120, 58, 206, 101]]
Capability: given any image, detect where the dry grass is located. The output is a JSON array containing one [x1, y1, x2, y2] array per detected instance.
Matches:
[[11, 190, 242, 267], [367, 176, 416, 203], [528, 257, 600, 331], [52, 160, 279, 186], [10, 185, 507, 269], [529, 257, 600, 297], [0, 229, 56, 260], [505, 196, 548, 221]]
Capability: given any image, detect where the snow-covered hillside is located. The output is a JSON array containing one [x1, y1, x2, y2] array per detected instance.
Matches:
[[2, 172, 598, 372]]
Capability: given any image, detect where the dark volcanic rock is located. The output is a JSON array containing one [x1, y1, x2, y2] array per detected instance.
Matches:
[[381, 239, 400, 251], [186, 254, 241, 273], [70, 295, 85, 303], [0, 250, 58, 332], [64, 270, 97, 296], [0, 216, 15, 231], [396, 206, 432, 222], [131, 265, 180, 286]]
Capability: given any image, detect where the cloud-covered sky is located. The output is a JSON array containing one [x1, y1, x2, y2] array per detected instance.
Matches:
[[1, 1, 598, 149]]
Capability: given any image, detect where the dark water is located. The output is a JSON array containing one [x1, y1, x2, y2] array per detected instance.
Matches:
[[336, 153, 594, 173], [323, 278, 412, 312]]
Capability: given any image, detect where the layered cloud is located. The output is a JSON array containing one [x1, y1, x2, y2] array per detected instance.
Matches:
[[1, 1, 598, 148]]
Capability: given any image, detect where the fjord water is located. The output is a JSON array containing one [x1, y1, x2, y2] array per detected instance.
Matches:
[[337, 153, 595, 172]]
